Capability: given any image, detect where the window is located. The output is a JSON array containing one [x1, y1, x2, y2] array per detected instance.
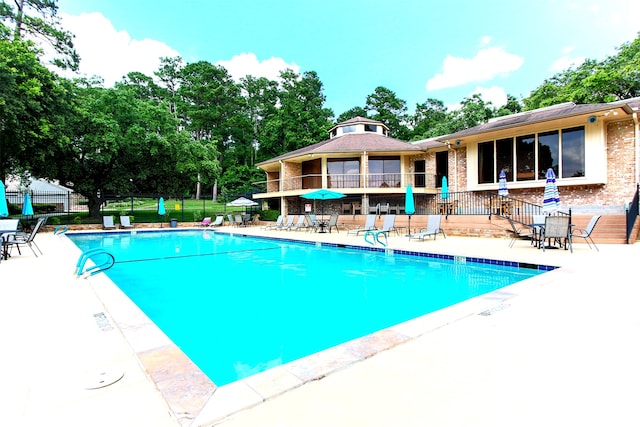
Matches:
[[496, 138, 513, 181], [477, 126, 585, 184], [478, 141, 494, 184], [364, 124, 377, 132], [516, 134, 535, 181], [561, 127, 585, 178], [369, 157, 400, 187], [327, 158, 360, 188], [538, 131, 559, 179], [342, 125, 356, 134]]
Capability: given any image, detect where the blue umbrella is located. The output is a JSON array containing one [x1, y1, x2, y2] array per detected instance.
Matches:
[[441, 176, 449, 200], [498, 169, 509, 196], [0, 181, 8, 217], [542, 168, 560, 214], [405, 184, 415, 237], [158, 197, 166, 215], [301, 189, 345, 217], [22, 193, 34, 216]]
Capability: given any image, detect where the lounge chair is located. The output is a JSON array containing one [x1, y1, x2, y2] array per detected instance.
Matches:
[[570, 215, 600, 251], [376, 214, 397, 238], [102, 215, 116, 230], [347, 214, 377, 235], [120, 215, 134, 228], [409, 215, 444, 241], [235, 214, 245, 227], [199, 217, 212, 227], [305, 214, 319, 232], [210, 216, 224, 227], [262, 215, 284, 230], [5, 216, 46, 258], [541, 216, 572, 252], [227, 214, 242, 227], [507, 217, 536, 247], [279, 215, 295, 230], [326, 213, 339, 233], [288, 215, 306, 231]]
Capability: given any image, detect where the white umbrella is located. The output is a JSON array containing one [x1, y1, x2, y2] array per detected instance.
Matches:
[[542, 168, 560, 214], [226, 197, 258, 207]]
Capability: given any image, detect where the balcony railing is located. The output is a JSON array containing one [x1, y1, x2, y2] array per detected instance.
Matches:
[[257, 173, 437, 193]]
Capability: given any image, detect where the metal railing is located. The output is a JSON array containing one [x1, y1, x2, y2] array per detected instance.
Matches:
[[257, 172, 438, 193]]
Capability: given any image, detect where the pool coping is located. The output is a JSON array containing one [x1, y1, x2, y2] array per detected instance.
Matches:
[[71, 228, 560, 426]]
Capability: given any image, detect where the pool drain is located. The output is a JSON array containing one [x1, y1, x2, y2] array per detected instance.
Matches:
[[84, 370, 124, 389]]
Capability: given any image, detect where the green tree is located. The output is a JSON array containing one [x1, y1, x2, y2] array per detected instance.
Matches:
[[409, 98, 448, 140], [0, 0, 78, 70], [51, 81, 202, 218], [336, 106, 368, 123], [365, 86, 410, 139], [0, 37, 71, 181]]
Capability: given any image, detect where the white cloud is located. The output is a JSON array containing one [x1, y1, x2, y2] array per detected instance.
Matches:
[[426, 46, 524, 91], [216, 53, 300, 82], [57, 12, 179, 86], [479, 36, 492, 47], [550, 46, 585, 72], [471, 86, 508, 107]]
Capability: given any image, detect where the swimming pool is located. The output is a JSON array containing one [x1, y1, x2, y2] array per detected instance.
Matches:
[[69, 230, 545, 386]]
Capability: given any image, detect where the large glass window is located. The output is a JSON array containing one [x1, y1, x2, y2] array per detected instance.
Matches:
[[478, 126, 584, 184], [538, 130, 559, 178], [327, 158, 360, 188], [561, 127, 585, 178], [369, 157, 400, 187], [516, 134, 535, 181], [478, 141, 495, 184], [496, 138, 513, 181]]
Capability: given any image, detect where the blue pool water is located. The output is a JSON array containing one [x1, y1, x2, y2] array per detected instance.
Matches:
[[69, 230, 545, 386]]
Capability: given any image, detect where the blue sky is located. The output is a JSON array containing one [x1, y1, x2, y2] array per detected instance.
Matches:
[[56, 0, 639, 116]]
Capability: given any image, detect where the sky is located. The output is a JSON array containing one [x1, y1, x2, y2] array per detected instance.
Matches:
[[54, 0, 639, 116]]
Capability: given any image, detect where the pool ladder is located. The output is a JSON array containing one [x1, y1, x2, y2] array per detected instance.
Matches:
[[75, 248, 115, 279]]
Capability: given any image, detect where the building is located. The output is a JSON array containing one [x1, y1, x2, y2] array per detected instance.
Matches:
[[254, 98, 640, 233]]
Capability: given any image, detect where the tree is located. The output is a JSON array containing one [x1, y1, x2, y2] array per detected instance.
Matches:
[[447, 94, 494, 133], [336, 107, 368, 124], [409, 98, 448, 140], [524, 33, 640, 110], [0, 0, 79, 70], [51, 81, 203, 218], [365, 86, 410, 139], [0, 36, 71, 181], [257, 69, 333, 161]]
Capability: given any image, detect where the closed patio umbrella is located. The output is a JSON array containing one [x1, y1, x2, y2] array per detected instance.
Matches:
[[0, 181, 8, 217], [158, 197, 166, 227], [301, 189, 345, 217], [441, 176, 449, 200], [22, 193, 34, 216], [405, 184, 415, 237], [498, 169, 509, 196], [542, 168, 560, 214]]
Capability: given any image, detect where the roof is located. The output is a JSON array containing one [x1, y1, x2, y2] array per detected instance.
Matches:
[[257, 132, 423, 166], [436, 97, 640, 142]]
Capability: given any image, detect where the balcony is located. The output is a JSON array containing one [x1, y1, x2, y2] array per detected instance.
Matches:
[[254, 173, 437, 197]]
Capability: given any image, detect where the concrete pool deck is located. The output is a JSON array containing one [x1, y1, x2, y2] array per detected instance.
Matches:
[[1, 226, 639, 426]]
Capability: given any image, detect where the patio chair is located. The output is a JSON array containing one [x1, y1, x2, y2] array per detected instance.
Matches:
[[305, 214, 319, 232], [409, 215, 444, 241], [288, 215, 306, 231], [342, 202, 352, 214], [262, 215, 284, 230], [0, 219, 20, 261], [199, 217, 212, 227], [369, 203, 380, 215], [347, 214, 377, 235], [507, 217, 536, 248], [120, 216, 134, 229], [210, 216, 224, 227], [570, 215, 600, 251], [376, 214, 397, 237], [5, 216, 46, 258], [102, 215, 116, 230], [235, 214, 245, 227], [326, 213, 340, 233], [352, 202, 362, 215], [541, 216, 572, 252], [279, 215, 296, 230], [379, 203, 390, 215]]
